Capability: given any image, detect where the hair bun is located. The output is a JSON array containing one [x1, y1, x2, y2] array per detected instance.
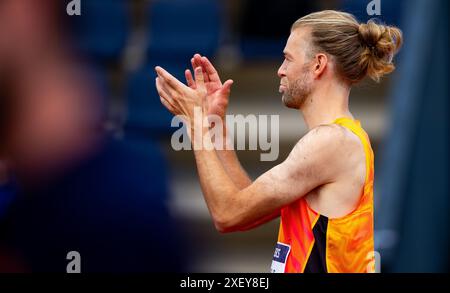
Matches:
[[358, 22, 380, 48], [358, 19, 403, 82]]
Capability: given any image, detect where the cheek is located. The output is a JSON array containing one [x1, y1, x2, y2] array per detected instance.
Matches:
[[285, 68, 300, 85]]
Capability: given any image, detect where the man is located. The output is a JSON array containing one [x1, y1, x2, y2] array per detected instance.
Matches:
[[155, 10, 402, 273]]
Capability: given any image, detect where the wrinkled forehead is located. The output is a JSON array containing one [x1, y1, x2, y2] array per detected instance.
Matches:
[[284, 27, 313, 57]]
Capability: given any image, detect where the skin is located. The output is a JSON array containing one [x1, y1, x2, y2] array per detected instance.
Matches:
[[155, 27, 366, 233]]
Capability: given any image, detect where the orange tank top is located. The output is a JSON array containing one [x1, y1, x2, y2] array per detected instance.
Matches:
[[271, 117, 375, 273]]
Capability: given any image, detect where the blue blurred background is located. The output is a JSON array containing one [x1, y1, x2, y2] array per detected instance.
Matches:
[[0, 0, 448, 272]]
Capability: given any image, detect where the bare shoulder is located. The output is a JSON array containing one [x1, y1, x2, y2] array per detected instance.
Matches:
[[248, 122, 366, 212], [291, 123, 361, 157], [286, 123, 365, 182]]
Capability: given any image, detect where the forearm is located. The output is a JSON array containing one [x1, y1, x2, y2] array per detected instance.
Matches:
[[191, 127, 281, 232], [214, 125, 252, 189], [191, 128, 239, 229]]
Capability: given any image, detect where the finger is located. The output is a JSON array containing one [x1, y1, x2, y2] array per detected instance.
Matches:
[[156, 77, 174, 102], [192, 55, 202, 74], [156, 77, 177, 109], [155, 67, 180, 91], [194, 54, 209, 82], [194, 66, 205, 90], [185, 69, 196, 89], [193, 54, 202, 68], [191, 57, 198, 72], [159, 95, 177, 114], [155, 66, 185, 91], [221, 79, 234, 96], [203, 66, 210, 83], [157, 76, 177, 98], [201, 56, 221, 84], [158, 75, 183, 98]]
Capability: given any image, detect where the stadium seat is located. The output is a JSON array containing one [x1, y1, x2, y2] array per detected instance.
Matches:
[[69, 0, 130, 62], [147, 0, 222, 61]]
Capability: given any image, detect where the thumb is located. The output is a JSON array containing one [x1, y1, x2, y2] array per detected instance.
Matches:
[[221, 79, 234, 96]]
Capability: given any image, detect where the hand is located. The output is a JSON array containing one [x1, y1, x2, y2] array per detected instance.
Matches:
[[185, 54, 233, 120], [155, 65, 207, 126]]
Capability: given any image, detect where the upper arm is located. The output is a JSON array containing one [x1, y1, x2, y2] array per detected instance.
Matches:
[[223, 124, 355, 230]]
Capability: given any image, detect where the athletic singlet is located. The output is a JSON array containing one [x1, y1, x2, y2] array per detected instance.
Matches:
[[271, 117, 375, 273]]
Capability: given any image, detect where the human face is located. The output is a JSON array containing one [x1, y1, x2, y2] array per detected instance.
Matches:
[[277, 28, 314, 109]]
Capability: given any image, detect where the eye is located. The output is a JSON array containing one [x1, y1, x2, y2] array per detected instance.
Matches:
[[285, 54, 294, 62]]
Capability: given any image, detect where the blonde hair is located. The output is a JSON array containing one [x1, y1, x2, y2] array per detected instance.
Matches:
[[292, 10, 403, 83]]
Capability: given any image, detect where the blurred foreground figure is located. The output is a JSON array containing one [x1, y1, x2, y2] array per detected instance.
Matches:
[[0, 0, 185, 272]]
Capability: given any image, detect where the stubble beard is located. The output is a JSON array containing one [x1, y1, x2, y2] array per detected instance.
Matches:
[[282, 67, 313, 109]]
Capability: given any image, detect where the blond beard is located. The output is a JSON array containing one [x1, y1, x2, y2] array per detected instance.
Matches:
[[282, 67, 313, 109]]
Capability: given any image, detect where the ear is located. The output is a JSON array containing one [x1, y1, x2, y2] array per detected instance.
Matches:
[[313, 53, 328, 78]]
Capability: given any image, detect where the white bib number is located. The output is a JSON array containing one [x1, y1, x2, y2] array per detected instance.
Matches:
[[270, 242, 291, 273]]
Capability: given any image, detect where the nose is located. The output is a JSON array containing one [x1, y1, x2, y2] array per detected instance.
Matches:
[[277, 60, 286, 78]]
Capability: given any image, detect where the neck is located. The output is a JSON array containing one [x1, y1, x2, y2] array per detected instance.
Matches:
[[299, 81, 353, 130]]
